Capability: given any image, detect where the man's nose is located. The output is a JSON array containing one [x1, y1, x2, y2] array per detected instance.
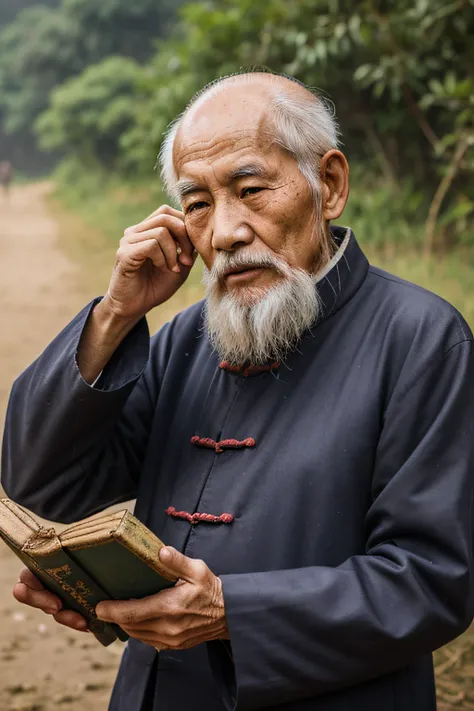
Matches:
[[211, 203, 254, 251]]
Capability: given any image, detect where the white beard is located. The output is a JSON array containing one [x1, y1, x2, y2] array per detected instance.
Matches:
[[202, 250, 321, 365]]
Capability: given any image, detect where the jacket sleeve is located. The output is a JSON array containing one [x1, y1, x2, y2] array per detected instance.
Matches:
[[1, 299, 161, 523], [210, 337, 474, 710]]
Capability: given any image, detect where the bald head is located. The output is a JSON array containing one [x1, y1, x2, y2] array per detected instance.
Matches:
[[184, 71, 318, 119], [159, 71, 340, 203]]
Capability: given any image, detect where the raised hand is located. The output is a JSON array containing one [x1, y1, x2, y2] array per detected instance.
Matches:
[[102, 205, 196, 323], [77, 205, 197, 383]]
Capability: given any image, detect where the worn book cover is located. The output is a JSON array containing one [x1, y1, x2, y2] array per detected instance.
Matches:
[[0, 499, 176, 646]]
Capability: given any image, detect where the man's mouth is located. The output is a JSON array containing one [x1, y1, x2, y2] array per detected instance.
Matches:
[[225, 265, 264, 276], [224, 265, 267, 284]]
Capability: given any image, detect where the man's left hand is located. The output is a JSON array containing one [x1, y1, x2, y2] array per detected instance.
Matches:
[[95, 547, 229, 650]]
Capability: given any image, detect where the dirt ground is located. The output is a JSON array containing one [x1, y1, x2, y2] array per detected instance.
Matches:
[[1, 183, 474, 710], [0, 184, 123, 711]]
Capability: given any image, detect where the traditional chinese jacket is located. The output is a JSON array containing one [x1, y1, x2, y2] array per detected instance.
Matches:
[[3, 227, 474, 711]]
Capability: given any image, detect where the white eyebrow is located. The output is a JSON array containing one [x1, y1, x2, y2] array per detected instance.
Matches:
[[176, 163, 270, 200], [227, 164, 268, 181], [175, 179, 204, 199]]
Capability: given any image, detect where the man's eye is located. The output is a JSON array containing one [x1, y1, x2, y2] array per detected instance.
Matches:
[[241, 187, 264, 198], [187, 201, 208, 213]]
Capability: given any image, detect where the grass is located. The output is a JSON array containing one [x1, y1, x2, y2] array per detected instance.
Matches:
[[435, 627, 474, 710], [365, 243, 474, 328]]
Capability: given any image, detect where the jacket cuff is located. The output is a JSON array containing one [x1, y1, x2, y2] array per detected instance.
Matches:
[[73, 298, 150, 392]]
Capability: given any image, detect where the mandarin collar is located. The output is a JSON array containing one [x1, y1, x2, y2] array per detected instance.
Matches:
[[316, 225, 369, 323]]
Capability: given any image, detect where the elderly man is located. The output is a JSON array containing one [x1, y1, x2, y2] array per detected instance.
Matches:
[[2, 72, 474, 711]]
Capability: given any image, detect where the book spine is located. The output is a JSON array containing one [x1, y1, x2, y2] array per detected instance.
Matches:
[[4, 538, 119, 646]]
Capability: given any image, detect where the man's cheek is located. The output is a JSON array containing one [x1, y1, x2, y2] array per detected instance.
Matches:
[[183, 228, 209, 263]]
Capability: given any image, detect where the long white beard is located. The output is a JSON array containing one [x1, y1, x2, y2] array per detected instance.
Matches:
[[202, 250, 321, 365]]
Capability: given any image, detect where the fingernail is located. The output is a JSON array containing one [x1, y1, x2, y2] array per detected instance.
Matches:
[[76, 619, 88, 630], [47, 605, 60, 615], [172, 265, 181, 273], [180, 256, 194, 266]]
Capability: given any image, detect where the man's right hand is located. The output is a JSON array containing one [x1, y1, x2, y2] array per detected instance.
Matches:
[[13, 568, 89, 632], [100, 204, 196, 324], [77, 204, 197, 383]]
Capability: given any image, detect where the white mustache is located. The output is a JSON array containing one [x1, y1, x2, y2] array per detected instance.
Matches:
[[207, 250, 292, 282]]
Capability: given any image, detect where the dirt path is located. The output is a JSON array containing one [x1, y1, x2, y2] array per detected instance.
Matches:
[[0, 184, 121, 711]]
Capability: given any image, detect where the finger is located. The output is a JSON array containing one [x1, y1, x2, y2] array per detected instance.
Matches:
[[130, 213, 185, 237], [119, 614, 184, 633], [96, 593, 169, 626], [18, 568, 45, 591], [145, 205, 184, 221], [125, 210, 185, 242], [127, 227, 180, 273], [53, 610, 89, 632], [154, 230, 181, 273], [123, 627, 205, 650], [158, 547, 209, 584], [95, 582, 189, 625], [117, 238, 167, 272], [13, 582, 62, 615], [126, 215, 194, 266]]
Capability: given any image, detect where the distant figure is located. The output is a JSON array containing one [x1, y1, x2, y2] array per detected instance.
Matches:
[[0, 160, 13, 198]]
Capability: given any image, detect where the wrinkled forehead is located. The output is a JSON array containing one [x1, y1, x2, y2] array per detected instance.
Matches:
[[173, 88, 273, 178]]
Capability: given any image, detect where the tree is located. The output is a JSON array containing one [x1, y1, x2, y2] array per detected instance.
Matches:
[[0, 0, 182, 173], [0, 0, 58, 28], [37, 56, 144, 170], [118, 0, 474, 250]]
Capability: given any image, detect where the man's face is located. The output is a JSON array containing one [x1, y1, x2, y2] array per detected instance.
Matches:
[[173, 90, 319, 304]]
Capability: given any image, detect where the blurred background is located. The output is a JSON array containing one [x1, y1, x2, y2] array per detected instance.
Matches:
[[0, 0, 473, 709]]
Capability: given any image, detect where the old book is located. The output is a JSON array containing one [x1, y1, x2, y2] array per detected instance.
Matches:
[[0, 499, 176, 646]]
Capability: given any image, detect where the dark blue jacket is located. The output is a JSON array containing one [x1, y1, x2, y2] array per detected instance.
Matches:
[[3, 228, 474, 711]]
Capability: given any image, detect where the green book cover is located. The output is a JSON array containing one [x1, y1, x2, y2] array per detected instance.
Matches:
[[0, 499, 176, 647]]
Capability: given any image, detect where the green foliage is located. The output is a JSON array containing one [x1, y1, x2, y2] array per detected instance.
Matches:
[[1, 0, 473, 250], [119, 0, 290, 174], [37, 57, 144, 169], [116, 0, 474, 251], [0, 0, 182, 173], [0, 7, 80, 135], [341, 167, 425, 250], [0, 0, 58, 28], [54, 156, 163, 244], [0, 0, 179, 134]]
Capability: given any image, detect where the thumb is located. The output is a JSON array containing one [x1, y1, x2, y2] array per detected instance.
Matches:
[[159, 546, 204, 584]]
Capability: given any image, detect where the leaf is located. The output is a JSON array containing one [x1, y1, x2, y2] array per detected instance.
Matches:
[[348, 14, 361, 42], [334, 22, 346, 40], [439, 200, 474, 226], [374, 80, 386, 99], [353, 63, 372, 82]]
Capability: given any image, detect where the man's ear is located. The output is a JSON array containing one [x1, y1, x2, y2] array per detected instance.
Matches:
[[320, 150, 349, 221]]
